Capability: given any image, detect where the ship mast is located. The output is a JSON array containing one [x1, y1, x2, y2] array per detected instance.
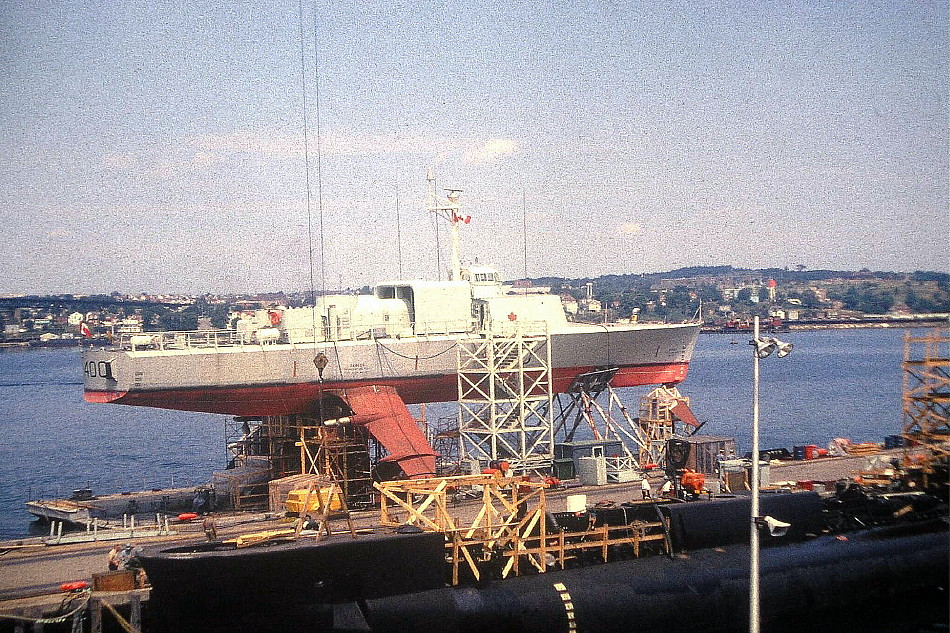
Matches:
[[427, 169, 467, 281]]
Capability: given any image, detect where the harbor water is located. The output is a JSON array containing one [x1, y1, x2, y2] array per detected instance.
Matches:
[[0, 327, 908, 540]]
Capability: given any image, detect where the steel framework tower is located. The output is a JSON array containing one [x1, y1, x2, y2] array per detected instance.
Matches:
[[457, 326, 554, 475]]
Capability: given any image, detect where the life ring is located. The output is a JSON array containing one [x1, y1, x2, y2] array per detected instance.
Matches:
[[177, 512, 199, 521], [61, 581, 89, 592], [268, 310, 282, 326]]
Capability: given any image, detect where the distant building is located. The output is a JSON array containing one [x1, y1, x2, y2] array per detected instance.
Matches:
[[116, 317, 143, 334], [560, 296, 579, 314], [67, 311, 85, 326]]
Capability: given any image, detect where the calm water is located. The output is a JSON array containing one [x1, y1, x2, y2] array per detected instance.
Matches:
[[0, 328, 908, 539]]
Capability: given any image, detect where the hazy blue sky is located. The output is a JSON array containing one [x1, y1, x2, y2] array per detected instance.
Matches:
[[2, 1, 947, 294]]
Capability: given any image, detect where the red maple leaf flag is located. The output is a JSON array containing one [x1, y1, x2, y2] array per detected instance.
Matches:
[[79, 321, 91, 337], [452, 210, 471, 224]]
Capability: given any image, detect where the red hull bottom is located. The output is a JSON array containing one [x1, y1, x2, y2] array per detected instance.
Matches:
[[84, 363, 690, 417]]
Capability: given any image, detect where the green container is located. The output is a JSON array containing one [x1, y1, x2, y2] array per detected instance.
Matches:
[[553, 458, 575, 480]]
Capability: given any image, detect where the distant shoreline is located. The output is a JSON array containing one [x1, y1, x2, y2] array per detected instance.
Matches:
[[701, 318, 948, 334], [0, 338, 110, 350]]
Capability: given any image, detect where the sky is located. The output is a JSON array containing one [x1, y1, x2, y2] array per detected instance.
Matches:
[[1, 1, 947, 295]]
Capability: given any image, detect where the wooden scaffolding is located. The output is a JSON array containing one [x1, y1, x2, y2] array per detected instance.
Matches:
[[375, 474, 668, 585], [637, 385, 694, 467], [901, 328, 950, 464], [225, 414, 373, 509]]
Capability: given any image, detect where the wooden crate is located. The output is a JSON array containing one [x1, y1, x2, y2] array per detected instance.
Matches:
[[92, 570, 136, 592], [267, 474, 322, 513]]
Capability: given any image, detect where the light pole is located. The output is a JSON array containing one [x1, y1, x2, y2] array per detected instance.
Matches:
[[749, 316, 793, 633]]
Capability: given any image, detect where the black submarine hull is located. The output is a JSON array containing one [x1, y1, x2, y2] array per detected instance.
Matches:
[[139, 493, 949, 633], [363, 523, 948, 633]]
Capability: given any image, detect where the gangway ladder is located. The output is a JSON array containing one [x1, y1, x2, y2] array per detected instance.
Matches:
[[457, 322, 555, 475]]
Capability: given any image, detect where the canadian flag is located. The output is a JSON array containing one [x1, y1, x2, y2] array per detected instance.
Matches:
[[79, 321, 92, 337], [452, 210, 471, 224]]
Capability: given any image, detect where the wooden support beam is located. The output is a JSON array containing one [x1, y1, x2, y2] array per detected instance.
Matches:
[[90, 599, 102, 633], [129, 594, 142, 631]]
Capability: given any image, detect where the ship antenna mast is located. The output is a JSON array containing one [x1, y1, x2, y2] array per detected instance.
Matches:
[[427, 169, 466, 281]]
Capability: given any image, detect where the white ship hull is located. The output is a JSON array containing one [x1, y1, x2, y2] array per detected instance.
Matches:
[[83, 322, 699, 416]]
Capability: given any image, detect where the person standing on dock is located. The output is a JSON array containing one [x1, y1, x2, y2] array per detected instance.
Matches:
[[641, 477, 653, 500], [107, 544, 121, 570], [660, 478, 673, 498], [203, 514, 217, 541]]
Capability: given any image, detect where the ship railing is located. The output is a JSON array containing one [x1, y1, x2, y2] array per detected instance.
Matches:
[[482, 319, 550, 338], [117, 330, 246, 351], [116, 319, 481, 351]]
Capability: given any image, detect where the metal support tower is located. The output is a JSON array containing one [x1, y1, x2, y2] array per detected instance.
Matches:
[[901, 328, 950, 463], [457, 325, 554, 475], [553, 368, 617, 442], [552, 370, 694, 472]]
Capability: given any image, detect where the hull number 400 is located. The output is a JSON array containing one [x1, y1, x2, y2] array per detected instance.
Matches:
[[84, 360, 115, 380]]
